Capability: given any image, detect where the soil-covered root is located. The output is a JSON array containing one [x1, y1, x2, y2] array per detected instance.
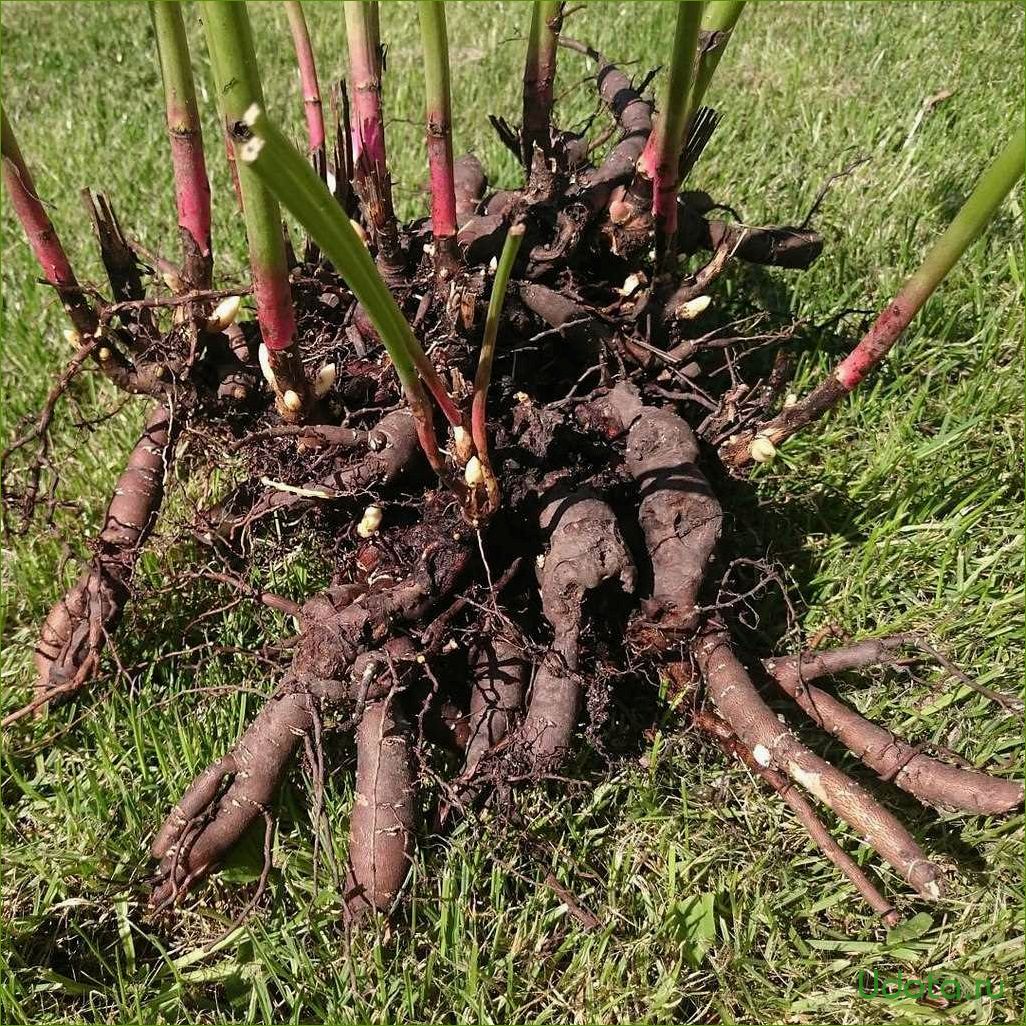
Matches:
[[25, 405, 175, 718], [696, 628, 945, 900], [151, 532, 468, 905], [203, 408, 420, 542], [343, 697, 416, 917], [513, 488, 635, 772], [462, 637, 529, 779], [764, 637, 1025, 816], [605, 384, 722, 642]]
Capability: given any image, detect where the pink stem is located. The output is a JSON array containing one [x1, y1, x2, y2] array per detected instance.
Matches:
[[427, 123, 458, 244], [151, 0, 212, 285], [0, 109, 97, 336], [252, 259, 298, 352], [833, 290, 926, 391], [168, 125, 212, 259], [284, 1, 326, 158], [345, 3, 387, 173], [638, 140, 680, 240]]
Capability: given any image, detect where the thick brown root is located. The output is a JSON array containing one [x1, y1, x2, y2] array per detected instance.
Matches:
[[765, 638, 1025, 816], [151, 534, 468, 905], [696, 628, 945, 900], [697, 709, 901, 927], [343, 698, 416, 917], [453, 154, 488, 224], [150, 688, 317, 908], [606, 384, 722, 642], [514, 488, 635, 771], [463, 638, 528, 779], [25, 405, 175, 719]]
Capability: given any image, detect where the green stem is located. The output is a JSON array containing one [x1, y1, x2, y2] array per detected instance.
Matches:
[[201, 1, 306, 415], [239, 105, 463, 438], [521, 1, 562, 167], [471, 222, 526, 500], [637, 1, 705, 255], [684, 1, 745, 129], [741, 129, 1025, 464]]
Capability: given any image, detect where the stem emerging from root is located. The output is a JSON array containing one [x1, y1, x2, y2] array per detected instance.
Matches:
[[283, 1, 327, 176], [150, 1, 213, 289], [635, 1, 704, 258], [418, 1, 459, 273], [1, 105, 99, 339], [344, 0, 403, 276], [239, 105, 462, 473], [521, 1, 563, 170], [201, 1, 307, 419], [470, 223, 526, 512], [684, 1, 745, 130], [727, 128, 1025, 467]]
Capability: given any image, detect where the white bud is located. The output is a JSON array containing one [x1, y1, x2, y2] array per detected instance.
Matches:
[[675, 295, 712, 321], [514, 391, 530, 404], [204, 294, 242, 333], [452, 425, 474, 464], [783, 392, 798, 408], [282, 389, 303, 412], [350, 219, 367, 244], [98, 347, 112, 362], [752, 744, 773, 768], [356, 504, 383, 538], [749, 434, 778, 464], [619, 273, 643, 297], [313, 362, 337, 398], [63, 328, 81, 347], [464, 455, 484, 487], [258, 343, 276, 388]]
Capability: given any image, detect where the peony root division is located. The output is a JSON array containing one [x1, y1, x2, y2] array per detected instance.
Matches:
[[2, 3, 1021, 943]]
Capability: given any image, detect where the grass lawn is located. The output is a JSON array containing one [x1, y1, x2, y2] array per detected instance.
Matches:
[[1, 1, 1023, 1022]]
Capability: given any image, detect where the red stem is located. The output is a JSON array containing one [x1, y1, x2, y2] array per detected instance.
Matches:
[[833, 287, 928, 390], [151, 0, 212, 286], [345, 2, 387, 172], [284, 2, 326, 157], [252, 257, 297, 352], [638, 142, 681, 240], [426, 117, 458, 244], [0, 108, 97, 337], [168, 125, 212, 261]]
